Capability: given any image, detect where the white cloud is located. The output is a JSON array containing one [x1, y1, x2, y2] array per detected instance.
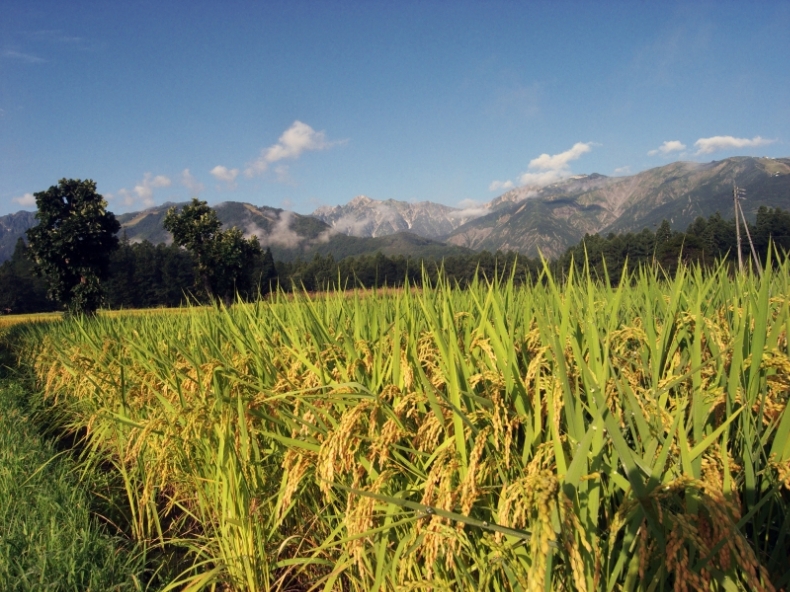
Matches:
[[648, 140, 686, 156], [527, 142, 592, 171], [489, 180, 514, 192], [133, 173, 171, 207], [490, 142, 595, 190], [263, 220, 335, 246], [314, 228, 336, 244], [13, 192, 36, 207], [518, 169, 569, 186], [457, 199, 477, 209], [694, 135, 775, 155], [449, 199, 489, 220], [512, 142, 593, 187], [210, 165, 239, 188], [330, 212, 377, 236], [2, 50, 45, 63], [258, 211, 305, 248], [181, 168, 204, 195], [614, 166, 632, 175], [245, 120, 341, 177], [329, 202, 402, 236], [111, 173, 171, 209]]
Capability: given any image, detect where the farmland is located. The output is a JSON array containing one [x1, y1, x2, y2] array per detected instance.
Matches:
[[3, 257, 790, 591]]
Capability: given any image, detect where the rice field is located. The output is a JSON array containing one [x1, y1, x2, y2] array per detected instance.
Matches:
[[8, 256, 790, 591], [0, 312, 62, 330]]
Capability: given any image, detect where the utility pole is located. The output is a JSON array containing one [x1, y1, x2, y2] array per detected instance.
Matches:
[[734, 183, 744, 273], [733, 183, 762, 276]]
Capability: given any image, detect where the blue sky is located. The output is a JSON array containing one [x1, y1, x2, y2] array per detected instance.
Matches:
[[2, 0, 788, 216]]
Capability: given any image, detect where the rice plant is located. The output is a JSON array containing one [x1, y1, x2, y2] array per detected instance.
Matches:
[[11, 254, 790, 590]]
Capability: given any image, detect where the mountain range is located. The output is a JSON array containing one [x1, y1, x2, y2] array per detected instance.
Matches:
[[311, 195, 484, 239], [443, 156, 790, 258], [2, 156, 789, 264], [0, 211, 37, 264]]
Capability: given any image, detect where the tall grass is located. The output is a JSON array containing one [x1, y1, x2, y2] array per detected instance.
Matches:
[[12, 255, 790, 590], [0, 379, 148, 591]]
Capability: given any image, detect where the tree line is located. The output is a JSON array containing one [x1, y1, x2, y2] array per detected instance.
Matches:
[[559, 207, 790, 281], [2, 178, 790, 315]]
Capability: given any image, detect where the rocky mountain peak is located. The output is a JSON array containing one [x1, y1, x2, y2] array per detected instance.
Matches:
[[309, 195, 487, 240], [349, 195, 373, 206]]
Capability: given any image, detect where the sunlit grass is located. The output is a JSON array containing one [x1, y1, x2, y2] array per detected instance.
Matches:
[[0, 312, 61, 330], [0, 306, 207, 331], [0, 379, 148, 591]]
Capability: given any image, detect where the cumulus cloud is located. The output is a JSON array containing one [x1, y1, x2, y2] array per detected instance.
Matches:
[[489, 142, 594, 192], [527, 142, 592, 171], [515, 142, 593, 187], [13, 192, 36, 207], [111, 173, 171, 208], [489, 179, 514, 192], [181, 168, 204, 195], [648, 140, 686, 156], [614, 166, 632, 175], [694, 135, 775, 155], [133, 174, 171, 207], [245, 120, 341, 177], [210, 165, 239, 188], [517, 170, 568, 186]]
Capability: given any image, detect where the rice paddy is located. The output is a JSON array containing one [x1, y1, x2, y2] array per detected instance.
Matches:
[[5, 256, 790, 590]]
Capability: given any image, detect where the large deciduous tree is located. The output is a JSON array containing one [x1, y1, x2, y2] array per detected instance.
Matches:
[[163, 198, 263, 304], [26, 179, 120, 317]]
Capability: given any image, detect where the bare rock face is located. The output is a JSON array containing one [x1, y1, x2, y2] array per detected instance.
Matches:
[[0, 210, 37, 262], [311, 195, 486, 239]]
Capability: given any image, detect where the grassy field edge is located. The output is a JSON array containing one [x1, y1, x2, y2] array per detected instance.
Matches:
[[0, 373, 153, 591]]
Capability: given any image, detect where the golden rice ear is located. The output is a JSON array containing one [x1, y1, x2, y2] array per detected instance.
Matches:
[[10, 255, 789, 590]]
